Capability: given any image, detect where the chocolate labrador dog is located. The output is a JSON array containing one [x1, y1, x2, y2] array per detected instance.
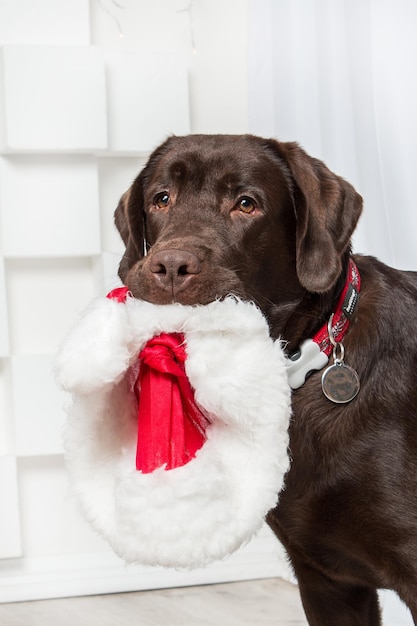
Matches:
[[114, 134, 417, 625]]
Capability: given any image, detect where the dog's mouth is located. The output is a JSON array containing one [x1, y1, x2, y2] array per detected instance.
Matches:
[[124, 246, 246, 307], [127, 280, 245, 307]]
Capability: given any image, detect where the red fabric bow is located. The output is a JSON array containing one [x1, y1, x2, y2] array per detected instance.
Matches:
[[106, 288, 210, 474]]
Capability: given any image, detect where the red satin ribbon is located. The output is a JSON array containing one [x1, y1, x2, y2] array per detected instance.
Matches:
[[106, 288, 210, 474], [135, 333, 210, 473]]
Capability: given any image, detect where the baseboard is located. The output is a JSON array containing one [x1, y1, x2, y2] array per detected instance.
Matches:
[[0, 526, 293, 603]]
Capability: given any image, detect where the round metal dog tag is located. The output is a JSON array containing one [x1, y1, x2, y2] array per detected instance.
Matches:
[[321, 363, 360, 404]]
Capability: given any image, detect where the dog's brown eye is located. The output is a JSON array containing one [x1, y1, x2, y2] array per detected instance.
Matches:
[[154, 192, 170, 209], [238, 197, 256, 214]]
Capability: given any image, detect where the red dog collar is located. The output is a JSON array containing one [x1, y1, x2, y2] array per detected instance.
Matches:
[[287, 259, 361, 390]]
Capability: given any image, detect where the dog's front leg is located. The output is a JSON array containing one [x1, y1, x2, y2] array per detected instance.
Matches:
[[291, 557, 382, 626]]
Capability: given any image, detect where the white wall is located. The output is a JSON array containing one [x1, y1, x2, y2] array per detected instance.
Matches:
[[0, 0, 293, 603], [248, 0, 417, 273]]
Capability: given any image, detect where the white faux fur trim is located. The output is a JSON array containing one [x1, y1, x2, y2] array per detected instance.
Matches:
[[55, 296, 291, 569]]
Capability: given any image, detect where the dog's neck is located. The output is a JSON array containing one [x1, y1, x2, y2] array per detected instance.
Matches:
[[265, 252, 352, 350]]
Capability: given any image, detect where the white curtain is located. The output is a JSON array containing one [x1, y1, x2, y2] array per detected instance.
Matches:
[[248, 0, 417, 272]]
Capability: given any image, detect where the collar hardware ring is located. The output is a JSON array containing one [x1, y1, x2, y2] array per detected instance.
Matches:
[[328, 313, 346, 365]]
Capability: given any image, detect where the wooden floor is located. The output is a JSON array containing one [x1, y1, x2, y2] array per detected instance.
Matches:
[[0, 578, 307, 626]]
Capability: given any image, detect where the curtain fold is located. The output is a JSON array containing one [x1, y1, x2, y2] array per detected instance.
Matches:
[[248, 0, 417, 271]]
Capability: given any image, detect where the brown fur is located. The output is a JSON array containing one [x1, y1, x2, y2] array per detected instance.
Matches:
[[115, 134, 417, 625]]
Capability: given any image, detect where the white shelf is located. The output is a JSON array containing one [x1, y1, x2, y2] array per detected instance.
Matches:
[[0, 46, 107, 152], [5, 257, 97, 356], [0, 156, 101, 258]]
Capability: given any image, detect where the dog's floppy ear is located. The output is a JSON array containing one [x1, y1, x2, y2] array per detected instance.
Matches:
[[273, 141, 363, 293], [114, 176, 146, 282]]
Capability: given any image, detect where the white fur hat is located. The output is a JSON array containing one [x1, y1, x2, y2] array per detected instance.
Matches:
[[55, 295, 291, 569]]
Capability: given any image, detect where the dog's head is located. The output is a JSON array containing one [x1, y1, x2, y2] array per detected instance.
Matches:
[[115, 134, 362, 312]]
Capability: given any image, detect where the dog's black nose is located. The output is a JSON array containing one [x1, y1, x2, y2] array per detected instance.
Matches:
[[149, 249, 201, 292]]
